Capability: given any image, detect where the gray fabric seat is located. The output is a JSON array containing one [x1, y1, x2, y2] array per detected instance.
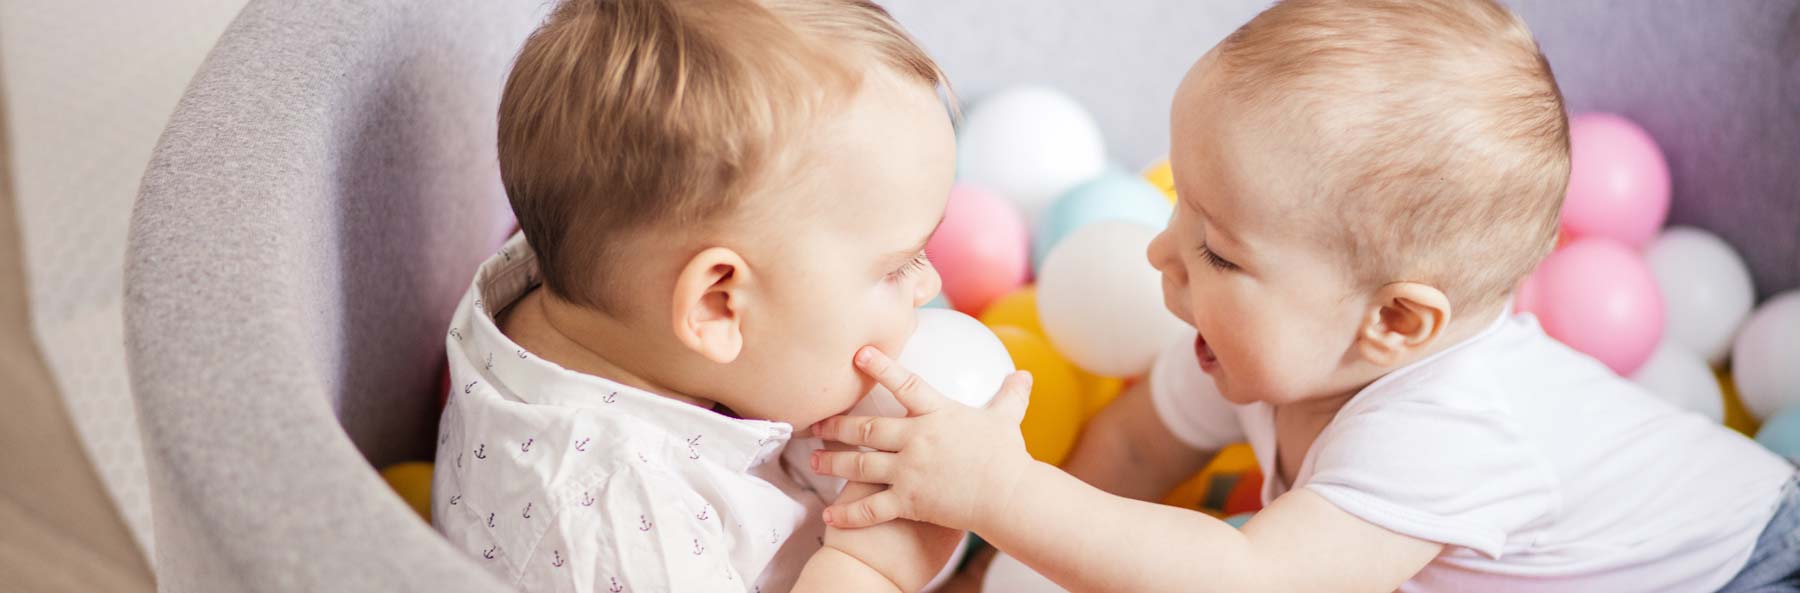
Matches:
[[125, 0, 1795, 591], [126, 0, 538, 590]]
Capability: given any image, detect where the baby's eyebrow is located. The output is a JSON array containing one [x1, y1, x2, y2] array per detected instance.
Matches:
[[1186, 193, 1244, 246]]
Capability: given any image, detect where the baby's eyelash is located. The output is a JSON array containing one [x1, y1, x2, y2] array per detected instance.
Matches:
[[891, 251, 930, 279], [1198, 244, 1238, 271]]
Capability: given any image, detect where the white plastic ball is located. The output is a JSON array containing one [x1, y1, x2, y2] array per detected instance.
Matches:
[[1646, 227, 1755, 365], [1036, 221, 1187, 377], [955, 86, 1108, 221], [1733, 291, 1800, 420], [1629, 341, 1725, 423], [851, 307, 1016, 418]]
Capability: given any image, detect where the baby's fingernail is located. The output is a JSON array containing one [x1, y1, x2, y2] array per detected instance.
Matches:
[[855, 347, 873, 365], [822, 509, 836, 525], [810, 451, 821, 472]]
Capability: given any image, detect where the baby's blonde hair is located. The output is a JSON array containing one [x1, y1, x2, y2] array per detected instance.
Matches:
[[499, 0, 948, 311], [1216, 0, 1569, 314]]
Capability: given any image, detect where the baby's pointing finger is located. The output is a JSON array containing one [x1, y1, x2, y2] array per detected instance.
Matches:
[[854, 346, 945, 415]]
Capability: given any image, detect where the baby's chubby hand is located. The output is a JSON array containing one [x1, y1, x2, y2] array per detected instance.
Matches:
[[810, 346, 1036, 533]]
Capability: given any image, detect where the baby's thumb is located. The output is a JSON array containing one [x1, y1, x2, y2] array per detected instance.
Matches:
[[986, 371, 1033, 424]]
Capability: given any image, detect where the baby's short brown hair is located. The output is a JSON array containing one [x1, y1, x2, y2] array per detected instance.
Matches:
[[1217, 0, 1569, 313], [498, 0, 946, 311]]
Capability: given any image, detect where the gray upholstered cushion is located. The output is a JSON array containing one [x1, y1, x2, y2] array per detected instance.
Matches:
[[127, 0, 535, 590]]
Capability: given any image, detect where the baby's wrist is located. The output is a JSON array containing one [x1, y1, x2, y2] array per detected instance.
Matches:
[[970, 453, 1041, 536]]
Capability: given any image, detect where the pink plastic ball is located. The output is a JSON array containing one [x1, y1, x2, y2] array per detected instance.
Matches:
[[1561, 113, 1670, 248], [1528, 238, 1665, 375], [926, 185, 1030, 315]]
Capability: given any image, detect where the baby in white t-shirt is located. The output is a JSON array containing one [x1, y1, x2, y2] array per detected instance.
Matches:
[[804, 1, 1799, 592]]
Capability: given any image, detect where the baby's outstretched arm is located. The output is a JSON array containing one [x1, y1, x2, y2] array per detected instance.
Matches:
[[811, 347, 1443, 593]]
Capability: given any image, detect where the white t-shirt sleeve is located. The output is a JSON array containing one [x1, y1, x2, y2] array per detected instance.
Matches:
[[1148, 329, 1245, 451], [1302, 397, 1558, 559], [515, 463, 748, 593]]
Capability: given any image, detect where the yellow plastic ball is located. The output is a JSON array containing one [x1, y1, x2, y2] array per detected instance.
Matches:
[[1162, 443, 1258, 513], [993, 326, 1085, 466], [1141, 158, 1178, 204], [1718, 369, 1761, 437], [381, 461, 435, 522], [979, 286, 1044, 338], [1080, 374, 1126, 419]]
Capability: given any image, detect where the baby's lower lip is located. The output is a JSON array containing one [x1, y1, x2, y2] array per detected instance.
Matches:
[[1195, 333, 1220, 373]]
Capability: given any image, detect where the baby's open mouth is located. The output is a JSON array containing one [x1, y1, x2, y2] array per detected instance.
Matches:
[[1194, 332, 1220, 373]]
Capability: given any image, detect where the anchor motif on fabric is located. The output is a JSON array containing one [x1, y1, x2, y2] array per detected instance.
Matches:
[[639, 515, 653, 531], [581, 491, 594, 507], [522, 502, 533, 519], [551, 550, 564, 567], [520, 438, 534, 453], [487, 513, 495, 528], [463, 381, 478, 394], [687, 435, 703, 460], [696, 505, 710, 521], [609, 578, 623, 593], [449, 495, 461, 506], [474, 444, 486, 459], [482, 545, 496, 560], [574, 438, 589, 452]]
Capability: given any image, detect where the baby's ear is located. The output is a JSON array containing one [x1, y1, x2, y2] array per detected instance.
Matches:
[[671, 247, 749, 364], [1353, 282, 1452, 368]]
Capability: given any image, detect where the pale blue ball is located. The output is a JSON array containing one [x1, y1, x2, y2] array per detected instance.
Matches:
[[1755, 406, 1800, 464], [1224, 513, 1254, 529], [1031, 172, 1173, 269]]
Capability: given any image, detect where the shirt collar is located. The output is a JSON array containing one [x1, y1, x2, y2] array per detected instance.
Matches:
[[450, 232, 793, 471]]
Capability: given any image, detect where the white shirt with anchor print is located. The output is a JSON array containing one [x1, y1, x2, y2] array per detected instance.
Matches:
[[433, 233, 829, 593]]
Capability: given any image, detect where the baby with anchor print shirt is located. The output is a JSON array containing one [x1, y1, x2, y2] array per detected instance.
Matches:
[[431, 0, 976, 591]]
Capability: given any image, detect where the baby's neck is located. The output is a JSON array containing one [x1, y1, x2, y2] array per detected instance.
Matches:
[[499, 287, 717, 411]]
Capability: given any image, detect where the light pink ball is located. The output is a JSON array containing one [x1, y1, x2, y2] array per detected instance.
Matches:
[[1561, 113, 1670, 248], [1528, 238, 1665, 375], [926, 185, 1030, 316]]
